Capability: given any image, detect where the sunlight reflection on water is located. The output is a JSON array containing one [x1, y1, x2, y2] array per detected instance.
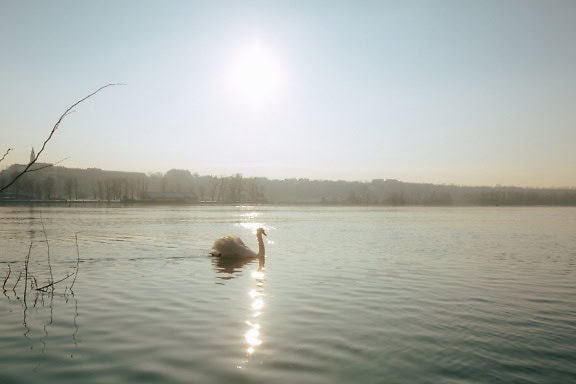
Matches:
[[1, 206, 576, 384], [209, 217, 269, 364], [245, 261, 266, 356]]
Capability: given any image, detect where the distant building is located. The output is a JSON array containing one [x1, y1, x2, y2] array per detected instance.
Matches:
[[30, 147, 35, 164]]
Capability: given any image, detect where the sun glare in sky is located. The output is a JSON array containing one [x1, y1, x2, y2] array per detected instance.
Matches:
[[2, 2, 576, 187], [226, 40, 285, 105]]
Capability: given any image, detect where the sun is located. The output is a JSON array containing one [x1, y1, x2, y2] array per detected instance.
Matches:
[[226, 41, 284, 104]]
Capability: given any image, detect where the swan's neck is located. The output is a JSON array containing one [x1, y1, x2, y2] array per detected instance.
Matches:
[[257, 234, 265, 258]]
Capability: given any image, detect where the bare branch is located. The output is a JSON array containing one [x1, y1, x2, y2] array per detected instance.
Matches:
[[41, 221, 54, 287], [70, 233, 80, 291], [36, 273, 75, 292], [13, 271, 22, 291], [24, 242, 32, 302], [0, 83, 124, 193], [2, 264, 10, 292], [23, 157, 69, 174], [0, 148, 12, 164]]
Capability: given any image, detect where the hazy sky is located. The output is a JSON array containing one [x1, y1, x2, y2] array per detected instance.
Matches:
[[1, 1, 575, 187]]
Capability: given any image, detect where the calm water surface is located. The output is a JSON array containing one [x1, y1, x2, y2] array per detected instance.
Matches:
[[1, 205, 575, 383]]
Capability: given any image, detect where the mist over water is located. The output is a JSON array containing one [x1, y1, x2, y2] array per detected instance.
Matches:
[[1, 205, 575, 383]]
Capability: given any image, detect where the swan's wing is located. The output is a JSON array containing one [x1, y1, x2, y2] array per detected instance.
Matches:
[[212, 236, 252, 257], [213, 236, 246, 247], [231, 236, 247, 246]]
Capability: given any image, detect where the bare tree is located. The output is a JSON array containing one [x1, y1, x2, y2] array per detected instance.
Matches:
[[0, 83, 122, 194]]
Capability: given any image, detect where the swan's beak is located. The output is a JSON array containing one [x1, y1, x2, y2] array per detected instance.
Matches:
[[263, 230, 267, 236]]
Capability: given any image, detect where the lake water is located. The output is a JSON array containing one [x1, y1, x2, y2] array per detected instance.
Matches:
[[1, 205, 575, 383]]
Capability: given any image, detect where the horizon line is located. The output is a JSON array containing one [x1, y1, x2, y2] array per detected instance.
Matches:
[[2, 162, 574, 191]]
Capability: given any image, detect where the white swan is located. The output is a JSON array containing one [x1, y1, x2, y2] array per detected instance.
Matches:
[[210, 228, 267, 258]]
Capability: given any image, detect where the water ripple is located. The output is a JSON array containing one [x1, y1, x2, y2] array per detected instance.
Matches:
[[1, 206, 576, 383]]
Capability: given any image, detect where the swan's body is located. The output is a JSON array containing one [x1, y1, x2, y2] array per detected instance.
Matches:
[[210, 228, 267, 258]]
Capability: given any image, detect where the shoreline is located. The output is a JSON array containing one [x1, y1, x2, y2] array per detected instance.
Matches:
[[1, 199, 575, 207]]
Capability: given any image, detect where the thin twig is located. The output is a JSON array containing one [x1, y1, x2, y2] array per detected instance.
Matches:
[[0, 148, 12, 164], [2, 264, 10, 292], [24, 242, 32, 301], [70, 233, 80, 291], [13, 271, 22, 291], [23, 158, 69, 173], [41, 221, 54, 287], [36, 273, 75, 292], [0, 83, 124, 193], [33, 289, 39, 308]]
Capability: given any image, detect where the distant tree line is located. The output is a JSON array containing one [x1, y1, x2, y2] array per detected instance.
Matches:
[[146, 169, 265, 203], [258, 178, 576, 206], [1, 164, 575, 206], [0, 165, 266, 204], [0, 164, 148, 201]]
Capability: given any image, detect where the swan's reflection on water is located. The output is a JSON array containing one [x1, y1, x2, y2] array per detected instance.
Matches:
[[211, 256, 256, 279]]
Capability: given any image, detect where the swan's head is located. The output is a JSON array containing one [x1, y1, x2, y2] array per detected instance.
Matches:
[[257, 228, 267, 237]]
